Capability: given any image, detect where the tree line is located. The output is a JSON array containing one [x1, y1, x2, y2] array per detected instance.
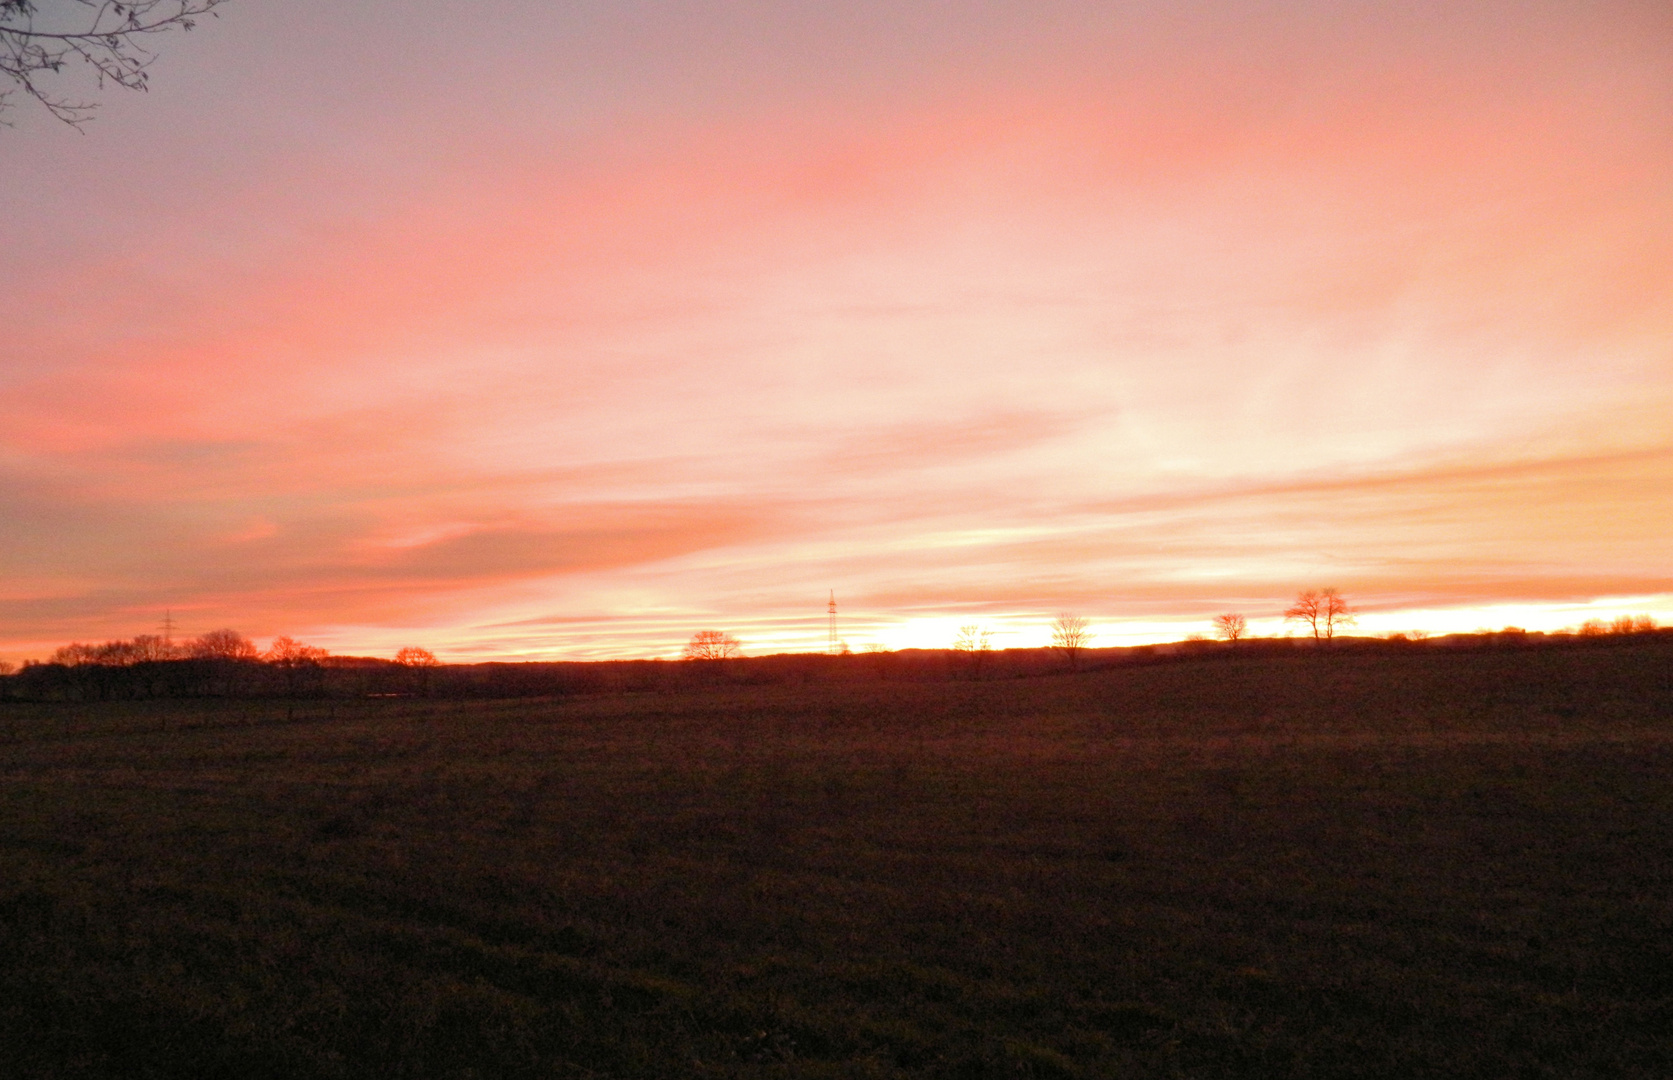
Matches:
[[3, 599, 1662, 703], [41, 629, 438, 670], [0, 630, 438, 702], [684, 588, 1661, 684]]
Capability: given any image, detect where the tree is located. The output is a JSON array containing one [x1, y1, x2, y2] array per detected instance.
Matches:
[[1212, 613, 1247, 642], [50, 641, 102, 666], [1050, 614, 1092, 669], [127, 633, 178, 662], [266, 636, 327, 700], [1284, 589, 1354, 642], [682, 630, 742, 662], [395, 646, 440, 696], [952, 623, 992, 678], [188, 628, 257, 660], [266, 636, 328, 666], [2, 0, 227, 126]]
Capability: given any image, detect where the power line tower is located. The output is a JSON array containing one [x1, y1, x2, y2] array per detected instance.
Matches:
[[828, 590, 838, 655], [160, 609, 177, 646]]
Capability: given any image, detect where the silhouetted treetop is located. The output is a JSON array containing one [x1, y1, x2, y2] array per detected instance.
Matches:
[[1213, 613, 1247, 642], [266, 636, 328, 666], [189, 628, 257, 660], [682, 631, 742, 661], [1285, 589, 1354, 642], [1050, 614, 1091, 668]]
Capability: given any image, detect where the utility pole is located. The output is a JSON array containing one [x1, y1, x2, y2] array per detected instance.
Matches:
[[828, 591, 838, 655], [160, 609, 177, 647]]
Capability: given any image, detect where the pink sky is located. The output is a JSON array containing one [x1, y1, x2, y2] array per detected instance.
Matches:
[[2, 0, 1670, 660]]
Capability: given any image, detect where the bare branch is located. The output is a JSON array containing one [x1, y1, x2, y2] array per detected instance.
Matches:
[[1285, 589, 1354, 642], [2, 0, 228, 126], [1212, 613, 1247, 642], [682, 630, 743, 662], [1050, 613, 1091, 669]]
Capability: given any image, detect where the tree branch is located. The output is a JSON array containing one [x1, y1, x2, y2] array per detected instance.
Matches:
[[2, 0, 227, 126]]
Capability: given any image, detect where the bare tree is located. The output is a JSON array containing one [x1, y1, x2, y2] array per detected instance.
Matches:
[[1050, 614, 1092, 669], [128, 633, 178, 662], [1211, 613, 1247, 643], [188, 628, 257, 660], [180, 627, 256, 696], [44, 634, 183, 666], [1284, 589, 1354, 642], [682, 630, 742, 662], [395, 646, 440, 696], [266, 635, 327, 701], [49, 641, 97, 666], [2, 0, 228, 125], [267, 636, 328, 666], [952, 623, 993, 678]]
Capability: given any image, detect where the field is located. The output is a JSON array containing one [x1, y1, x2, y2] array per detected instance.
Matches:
[[3, 641, 1672, 1078]]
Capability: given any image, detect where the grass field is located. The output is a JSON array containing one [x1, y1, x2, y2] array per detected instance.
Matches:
[[3, 641, 1671, 1077]]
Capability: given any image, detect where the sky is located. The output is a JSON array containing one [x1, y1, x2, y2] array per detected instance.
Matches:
[[1, 0, 1670, 661]]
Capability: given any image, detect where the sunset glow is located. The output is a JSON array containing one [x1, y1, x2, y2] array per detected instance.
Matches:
[[3, 1, 1670, 662]]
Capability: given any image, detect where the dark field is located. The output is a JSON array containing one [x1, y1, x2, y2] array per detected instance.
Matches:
[[3, 642, 1672, 1078]]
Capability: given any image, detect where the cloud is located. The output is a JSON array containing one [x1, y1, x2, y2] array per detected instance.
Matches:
[[1, 0, 1670, 657]]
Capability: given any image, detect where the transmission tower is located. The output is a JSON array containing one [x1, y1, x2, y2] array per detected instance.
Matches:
[[160, 609, 177, 646], [828, 590, 838, 655]]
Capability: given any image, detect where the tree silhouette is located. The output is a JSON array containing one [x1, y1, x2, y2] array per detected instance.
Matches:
[[128, 634, 178, 662], [2, 0, 227, 125], [188, 628, 257, 660], [50, 641, 108, 665], [395, 646, 440, 696], [266, 636, 327, 666], [952, 623, 993, 678], [682, 630, 742, 662], [265, 635, 327, 700], [1212, 613, 1247, 642], [47, 636, 176, 666], [1050, 614, 1091, 669], [1284, 589, 1354, 642]]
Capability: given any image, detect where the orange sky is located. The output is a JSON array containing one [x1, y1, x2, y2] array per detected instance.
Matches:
[[2, 0, 1670, 660]]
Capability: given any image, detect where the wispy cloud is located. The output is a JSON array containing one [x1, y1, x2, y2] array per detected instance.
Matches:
[[2, 0, 1670, 658]]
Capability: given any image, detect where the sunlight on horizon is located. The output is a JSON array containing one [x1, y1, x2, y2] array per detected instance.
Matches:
[[2, 1, 1670, 664], [72, 594, 1653, 667]]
